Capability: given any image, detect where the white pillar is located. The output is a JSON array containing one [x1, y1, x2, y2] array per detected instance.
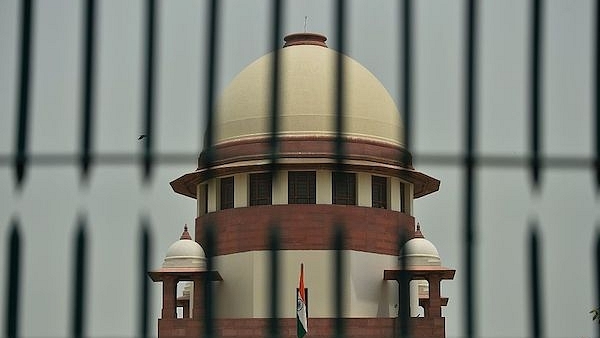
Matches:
[[356, 173, 371, 207], [316, 170, 332, 204], [272, 170, 288, 204], [409, 280, 420, 317], [234, 173, 248, 208]]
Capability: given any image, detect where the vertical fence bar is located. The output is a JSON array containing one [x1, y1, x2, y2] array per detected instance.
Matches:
[[596, 229, 600, 338], [529, 225, 543, 338], [397, 231, 410, 338], [204, 223, 216, 338], [267, 7, 283, 334], [596, 3, 600, 328], [268, 226, 280, 338], [333, 225, 345, 338], [595, 0, 600, 192], [14, 0, 34, 188], [401, 0, 412, 153], [138, 219, 152, 338], [142, 0, 157, 183], [334, 0, 346, 168], [201, 0, 221, 169], [332, 6, 347, 334], [530, 0, 543, 189], [463, 1, 477, 338], [80, 0, 97, 182], [201, 0, 221, 329], [71, 217, 88, 338], [268, 0, 284, 170], [4, 220, 21, 338]]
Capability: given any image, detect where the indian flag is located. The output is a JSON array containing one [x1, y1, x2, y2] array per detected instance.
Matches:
[[297, 263, 308, 338]]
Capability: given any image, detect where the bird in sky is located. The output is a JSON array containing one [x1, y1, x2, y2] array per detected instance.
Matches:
[[138, 134, 147, 140]]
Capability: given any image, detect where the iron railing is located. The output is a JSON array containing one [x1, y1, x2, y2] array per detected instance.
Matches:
[[1, 0, 599, 338]]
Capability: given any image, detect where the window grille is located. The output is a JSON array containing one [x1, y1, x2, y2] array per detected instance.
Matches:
[[372, 176, 387, 209], [220, 177, 234, 210], [288, 171, 316, 204], [249, 173, 272, 206], [332, 172, 356, 205]]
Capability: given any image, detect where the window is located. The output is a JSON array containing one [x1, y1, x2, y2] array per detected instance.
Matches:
[[372, 176, 387, 208], [198, 184, 208, 214], [288, 171, 316, 204], [400, 182, 406, 213], [220, 177, 234, 210], [249, 173, 272, 206], [203, 185, 208, 213], [332, 172, 356, 205]]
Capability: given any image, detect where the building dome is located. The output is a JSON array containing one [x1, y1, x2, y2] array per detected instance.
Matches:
[[400, 224, 441, 266], [172, 33, 441, 199], [214, 33, 404, 146], [162, 226, 207, 270]]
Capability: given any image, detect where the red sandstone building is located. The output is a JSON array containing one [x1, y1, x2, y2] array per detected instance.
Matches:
[[149, 33, 454, 338]]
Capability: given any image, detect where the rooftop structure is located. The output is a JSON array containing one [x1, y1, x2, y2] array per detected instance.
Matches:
[[151, 32, 454, 338]]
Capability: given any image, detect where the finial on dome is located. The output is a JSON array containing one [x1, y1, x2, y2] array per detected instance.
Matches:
[[180, 225, 192, 240], [283, 32, 327, 48], [414, 222, 424, 238]]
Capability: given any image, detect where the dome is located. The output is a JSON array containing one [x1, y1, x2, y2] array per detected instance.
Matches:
[[162, 226, 207, 270], [171, 33, 440, 200], [214, 33, 404, 146], [400, 225, 441, 266]]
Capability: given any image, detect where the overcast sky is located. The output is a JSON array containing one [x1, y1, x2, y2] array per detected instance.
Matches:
[[0, 0, 598, 337]]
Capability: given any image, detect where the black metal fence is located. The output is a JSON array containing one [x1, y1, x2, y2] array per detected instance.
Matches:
[[1, 0, 598, 337]]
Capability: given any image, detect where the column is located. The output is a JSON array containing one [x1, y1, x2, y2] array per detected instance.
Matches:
[[316, 170, 332, 204], [234, 173, 248, 208], [396, 276, 411, 320], [427, 274, 442, 318], [182, 301, 190, 318], [193, 278, 204, 320], [162, 276, 177, 319], [272, 170, 288, 204], [356, 172, 371, 207]]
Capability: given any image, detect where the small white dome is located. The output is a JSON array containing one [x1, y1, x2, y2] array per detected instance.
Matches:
[[400, 225, 441, 266], [162, 226, 207, 270]]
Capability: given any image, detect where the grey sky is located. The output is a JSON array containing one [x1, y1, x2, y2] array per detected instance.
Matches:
[[0, 0, 598, 337]]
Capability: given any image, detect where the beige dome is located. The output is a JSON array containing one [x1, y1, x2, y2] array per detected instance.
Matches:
[[162, 226, 206, 270], [400, 225, 441, 266], [214, 33, 404, 146]]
